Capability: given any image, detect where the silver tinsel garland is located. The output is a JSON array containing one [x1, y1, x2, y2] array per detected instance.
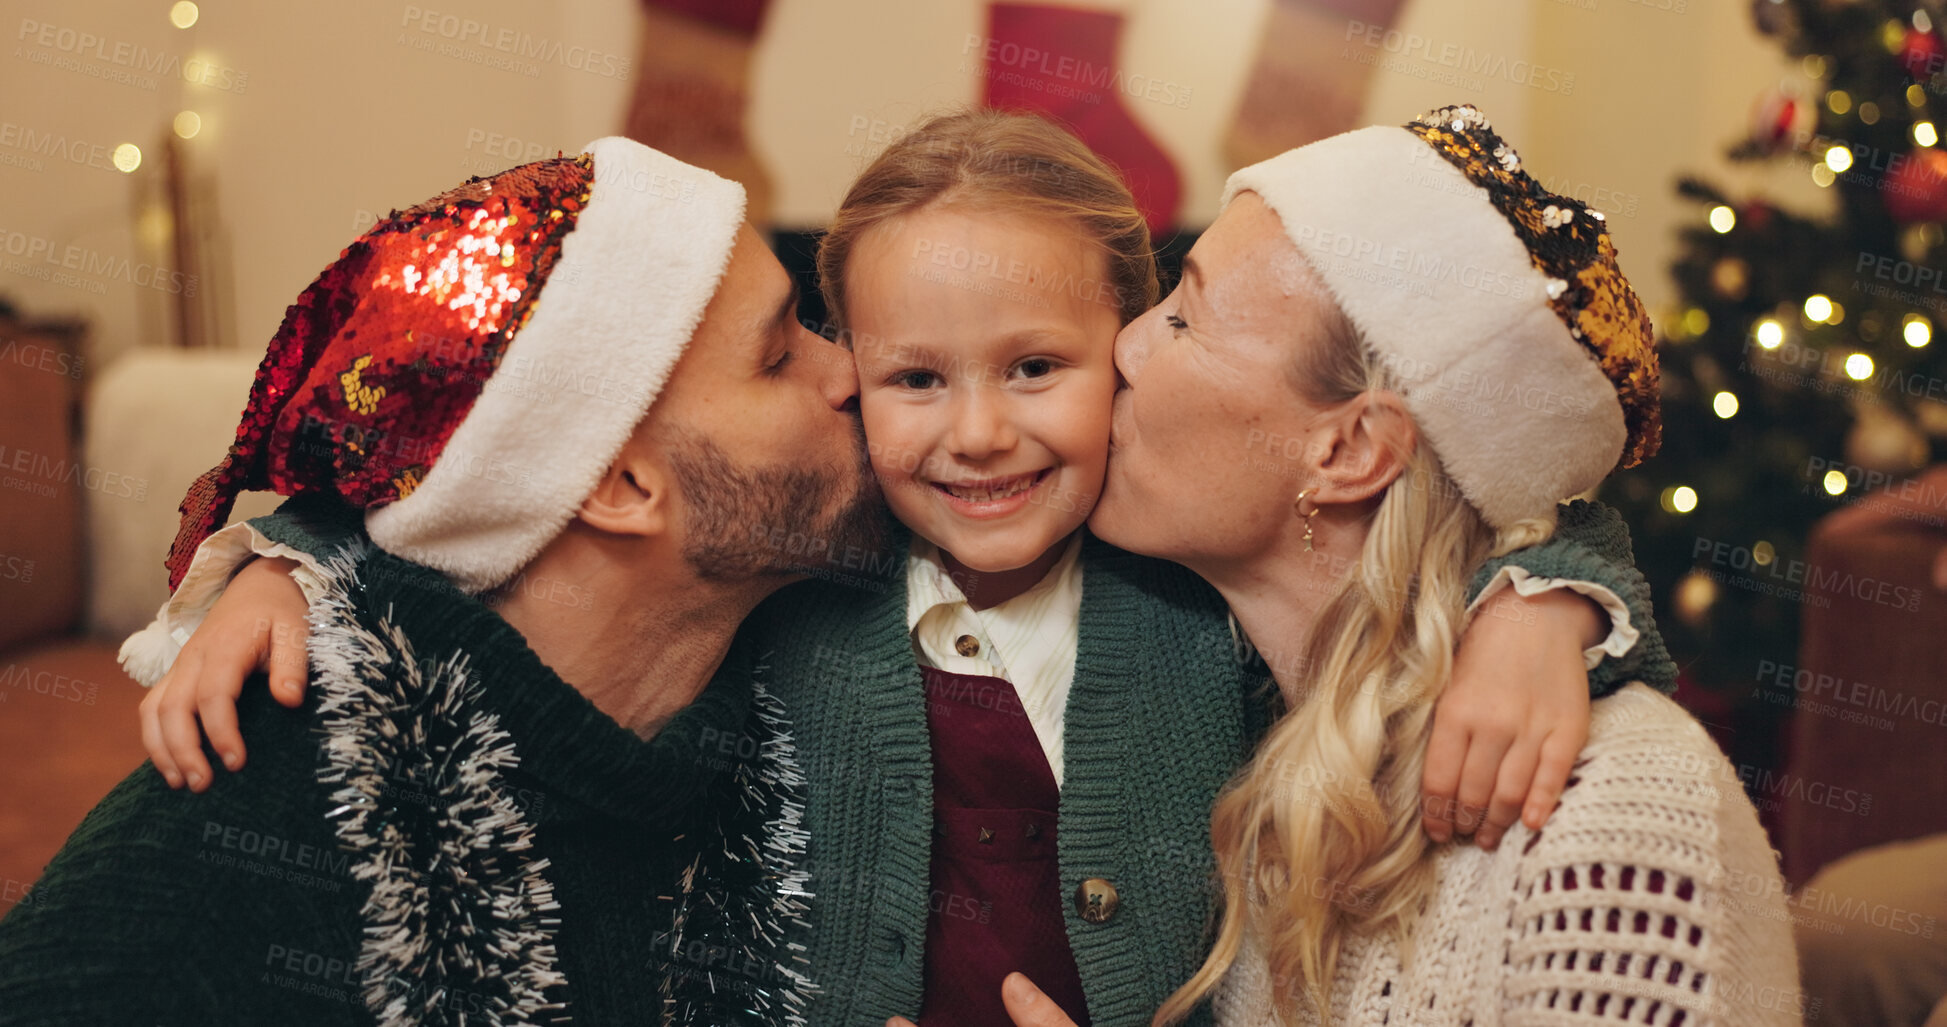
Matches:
[[654, 671, 820, 1027], [308, 554, 565, 1027], [303, 552, 819, 1027]]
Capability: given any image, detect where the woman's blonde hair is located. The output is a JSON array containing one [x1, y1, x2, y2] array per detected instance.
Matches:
[[1154, 287, 1556, 1025], [816, 109, 1157, 334]]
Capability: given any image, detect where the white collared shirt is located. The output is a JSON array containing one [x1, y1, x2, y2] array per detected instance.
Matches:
[[905, 533, 1086, 788]]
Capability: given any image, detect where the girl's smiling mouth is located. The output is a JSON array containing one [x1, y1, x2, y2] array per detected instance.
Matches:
[[930, 468, 1052, 517]]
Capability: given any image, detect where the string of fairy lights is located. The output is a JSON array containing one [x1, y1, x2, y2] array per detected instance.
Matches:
[[105, 2, 208, 176], [1659, 4, 1941, 520]]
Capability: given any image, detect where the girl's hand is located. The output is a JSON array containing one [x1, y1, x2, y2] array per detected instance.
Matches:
[[885, 974, 1079, 1027], [1422, 588, 1600, 851], [138, 556, 311, 791]]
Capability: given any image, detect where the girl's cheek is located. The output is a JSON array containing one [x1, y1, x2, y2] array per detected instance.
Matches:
[[855, 406, 892, 484], [860, 405, 928, 484], [1064, 371, 1120, 455]]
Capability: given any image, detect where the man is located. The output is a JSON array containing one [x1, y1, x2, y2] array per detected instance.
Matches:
[[0, 138, 883, 1025]]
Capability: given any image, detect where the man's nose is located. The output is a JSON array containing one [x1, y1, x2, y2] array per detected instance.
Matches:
[[810, 325, 860, 412]]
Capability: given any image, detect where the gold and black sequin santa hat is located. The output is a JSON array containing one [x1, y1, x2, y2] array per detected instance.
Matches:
[[1220, 104, 1661, 531], [1404, 105, 1660, 472]]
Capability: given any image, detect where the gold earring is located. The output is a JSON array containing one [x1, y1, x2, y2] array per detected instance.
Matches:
[[1297, 488, 1316, 551]]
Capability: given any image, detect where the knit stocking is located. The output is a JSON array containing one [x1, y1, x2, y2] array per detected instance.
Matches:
[[1224, 0, 1408, 168], [626, 0, 776, 226], [977, 2, 1183, 234]]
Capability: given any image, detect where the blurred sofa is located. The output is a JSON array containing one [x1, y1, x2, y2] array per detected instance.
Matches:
[[1781, 467, 1947, 887], [0, 316, 276, 895]]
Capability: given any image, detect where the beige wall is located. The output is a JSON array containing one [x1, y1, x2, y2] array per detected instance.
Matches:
[[2, 0, 638, 363], [1, 0, 1823, 368]]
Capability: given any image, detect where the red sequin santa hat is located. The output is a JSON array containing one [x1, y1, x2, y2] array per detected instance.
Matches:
[[162, 137, 745, 595]]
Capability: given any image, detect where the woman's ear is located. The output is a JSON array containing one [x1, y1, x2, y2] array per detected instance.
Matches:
[[577, 435, 673, 539], [1309, 390, 1417, 506]]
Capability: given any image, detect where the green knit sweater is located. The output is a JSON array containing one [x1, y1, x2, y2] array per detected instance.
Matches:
[[0, 539, 810, 1026], [742, 498, 1673, 1026], [93, 496, 1672, 1026]]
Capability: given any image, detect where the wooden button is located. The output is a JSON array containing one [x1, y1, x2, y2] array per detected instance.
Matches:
[[954, 634, 981, 657], [1074, 878, 1120, 923]]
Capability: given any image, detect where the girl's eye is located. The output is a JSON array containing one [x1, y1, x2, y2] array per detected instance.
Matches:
[[1165, 314, 1189, 332], [893, 370, 940, 389], [767, 349, 793, 374], [1014, 357, 1055, 379]]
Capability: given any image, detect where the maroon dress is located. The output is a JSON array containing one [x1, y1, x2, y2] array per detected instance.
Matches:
[[915, 666, 1092, 1026]]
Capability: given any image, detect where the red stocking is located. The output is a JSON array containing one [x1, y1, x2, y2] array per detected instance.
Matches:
[[640, 0, 770, 36], [977, 3, 1183, 234]]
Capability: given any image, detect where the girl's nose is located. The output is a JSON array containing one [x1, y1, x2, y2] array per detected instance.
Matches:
[[946, 386, 1017, 460]]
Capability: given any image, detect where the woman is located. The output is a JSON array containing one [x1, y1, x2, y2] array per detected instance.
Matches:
[[994, 106, 1803, 1025]]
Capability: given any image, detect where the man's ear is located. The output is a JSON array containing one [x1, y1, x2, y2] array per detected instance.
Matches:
[[577, 436, 673, 539], [1310, 390, 1417, 506]]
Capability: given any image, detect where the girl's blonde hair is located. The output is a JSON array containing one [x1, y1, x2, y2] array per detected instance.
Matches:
[[816, 109, 1157, 333], [1155, 289, 1556, 1025]]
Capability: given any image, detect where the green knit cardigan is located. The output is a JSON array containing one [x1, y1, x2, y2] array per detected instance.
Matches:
[[141, 496, 1673, 1026], [740, 498, 1673, 1026]]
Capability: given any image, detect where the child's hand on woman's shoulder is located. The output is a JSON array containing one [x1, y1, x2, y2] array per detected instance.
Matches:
[[1423, 587, 1601, 851]]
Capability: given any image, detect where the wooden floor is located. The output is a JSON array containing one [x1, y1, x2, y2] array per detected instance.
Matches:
[[0, 638, 150, 905]]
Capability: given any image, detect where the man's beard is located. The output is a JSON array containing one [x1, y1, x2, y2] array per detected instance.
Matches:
[[667, 425, 890, 583]]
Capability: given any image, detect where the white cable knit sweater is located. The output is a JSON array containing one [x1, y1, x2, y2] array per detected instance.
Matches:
[[1215, 685, 1805, 1026]]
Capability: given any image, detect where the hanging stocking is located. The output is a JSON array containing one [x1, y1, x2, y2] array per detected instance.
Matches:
[[627, 0, 777, 227], [977, 2, 1183, 234], [1224, 0, 1408, 169]]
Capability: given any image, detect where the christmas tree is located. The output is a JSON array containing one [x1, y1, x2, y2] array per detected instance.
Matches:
[[1610, 0, 1946, 751]]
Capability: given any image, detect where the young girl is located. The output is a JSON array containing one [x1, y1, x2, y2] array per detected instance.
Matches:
[[134, 111, 1672, 1027]]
